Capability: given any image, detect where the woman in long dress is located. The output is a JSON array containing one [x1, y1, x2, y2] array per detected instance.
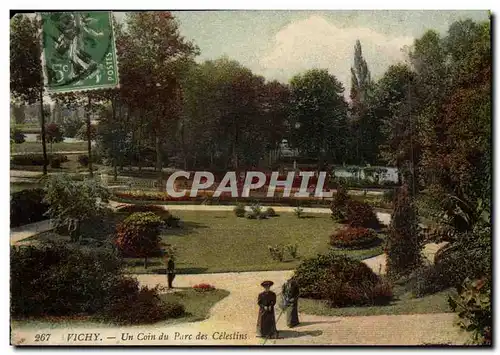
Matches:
[[282, 278, 300, 328], [256, 280, 278, 338]]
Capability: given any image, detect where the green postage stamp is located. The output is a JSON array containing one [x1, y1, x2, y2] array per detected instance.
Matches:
[[41, 11, 119, 93]]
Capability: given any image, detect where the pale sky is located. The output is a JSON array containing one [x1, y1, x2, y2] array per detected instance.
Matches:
[[115, 10, 489, 92]]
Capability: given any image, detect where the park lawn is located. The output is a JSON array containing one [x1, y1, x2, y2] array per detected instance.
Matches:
[[12, 141, 88, 153], [298, 286, 457, 317], [158, 289, 230, 323], [11, 288, 229, 329], [123, 211, 384, 274]]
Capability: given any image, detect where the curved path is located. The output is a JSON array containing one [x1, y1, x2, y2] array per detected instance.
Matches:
[[11, 269, 465, 346]]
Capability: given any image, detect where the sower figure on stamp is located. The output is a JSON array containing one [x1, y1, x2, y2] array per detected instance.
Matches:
[[282, 278, 300, 328], [167, 257, 176, 289], [256, 280, 278, 339]]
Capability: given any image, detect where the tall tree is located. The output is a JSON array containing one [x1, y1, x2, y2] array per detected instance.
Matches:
[[182, 58, 267, 170], [10, 14, 49, 174], [377, 63, 420, 187], [386, 184, 423, 279], [349, 40, 376, 164], [289, 69, 348, 168], [118, 12, 198, 176]]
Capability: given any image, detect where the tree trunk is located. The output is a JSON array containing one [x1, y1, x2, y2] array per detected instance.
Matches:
[[144, 257, 148, 269], [113, 162, 118, 182], [39, 89, 48, 175], [155, 132, 162, 172], [86, 95, 93, 177]]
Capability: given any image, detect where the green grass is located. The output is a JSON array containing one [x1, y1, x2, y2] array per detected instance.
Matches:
[[11, 288, 229, 329], [298, 286, 457, 317], [10, 182, 43, 193], [12, 141, 88, 153], [123, 211, 384, 274], [25, 211, 384, 274], [158, 288, 230, 323]]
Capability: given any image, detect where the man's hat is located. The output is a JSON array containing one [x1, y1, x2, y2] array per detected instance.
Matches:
[[261, 280, 274, 288]]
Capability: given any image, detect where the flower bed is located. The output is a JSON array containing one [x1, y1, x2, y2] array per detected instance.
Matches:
[[330, 227, 380, 249], [193, 283, 216, 292]]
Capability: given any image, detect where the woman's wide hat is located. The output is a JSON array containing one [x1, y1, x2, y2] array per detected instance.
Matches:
[[261, 280, 274, 288]]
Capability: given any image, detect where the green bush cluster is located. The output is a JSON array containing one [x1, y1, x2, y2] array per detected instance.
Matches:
[[233, 203, 246, 217], [116, 204, 180, 228], [99, 277, 184, 325], [330, 185, 382, 229], [11, 243, 183, 324], [10, 188, 49, 227], [114, 212, 164, 268], [11, 153, 68, 166], [294, 253, 392, 307]]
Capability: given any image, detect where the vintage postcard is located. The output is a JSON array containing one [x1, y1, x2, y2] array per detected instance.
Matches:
[[9, 9, 491, 346]]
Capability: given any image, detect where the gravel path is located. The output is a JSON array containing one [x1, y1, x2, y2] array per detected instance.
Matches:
[[11, 270, 465, 345]]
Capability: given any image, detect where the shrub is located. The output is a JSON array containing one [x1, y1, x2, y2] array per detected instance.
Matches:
[[114, 212, 164, 268], [115, 204, 180, 228], [293, 253, 392, 307], [78, 154, 89, 167], [11, 153, 68, 166], [61, 115, 83, 138], [402, 264, 451, 297], [266, 207, 277, 217], [44, 175, 111, 241], [385, 185, 423, 279], [193, 283, 216, 292], [382, 188, 397, 204], [245, 211, 258, 219], [330, 185, 349, 222], [11, 129, 25, 144], [268, 244, 285, 262], [10, 188, 49, 227], [50, 156, 63, 168], [286, 243, 298, 259], [45, 122, 64, 144], [99, 278, 183, 325], [77, 208, 118, 241], [77, 154, 102, 167], [294, 206, 304, 218], [345, 199, 382, 229], [233, 203, 246, 217], [330, 227, 379, 249], [251, 204, 263, 216], [449, 278, 491, 345], [10, 243, 123, 318]]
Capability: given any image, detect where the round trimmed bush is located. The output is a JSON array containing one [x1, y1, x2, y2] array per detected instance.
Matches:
[[330, 227, 380, 249], [345, 199, 382, 229], [294, 253, 392, 307], [266, 207, 277, 217], [114, 212, 164, 268], [115, 204, 180, 228], [99, 277, 184, 325]]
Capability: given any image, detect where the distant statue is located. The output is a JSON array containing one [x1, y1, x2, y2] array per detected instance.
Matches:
[[282, 278, 300, 328], [256, 280, 278, 339]]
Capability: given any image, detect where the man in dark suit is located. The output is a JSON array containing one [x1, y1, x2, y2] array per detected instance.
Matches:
[[167, 257, 176, 289]]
